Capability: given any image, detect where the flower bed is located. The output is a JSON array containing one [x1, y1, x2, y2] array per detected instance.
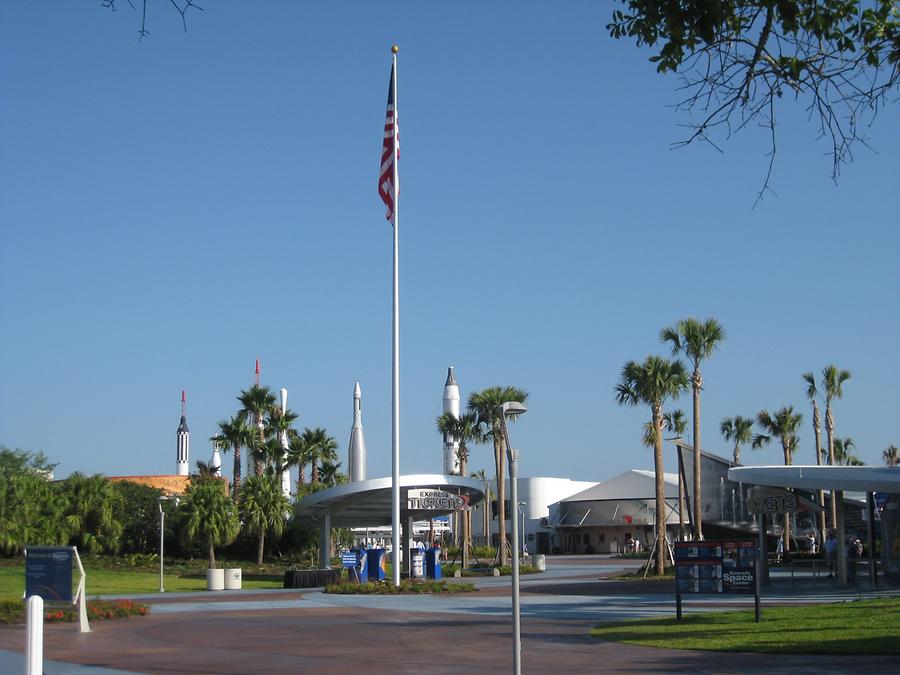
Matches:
[[0, 598, 150, 625], [325, 580, 476, 594]]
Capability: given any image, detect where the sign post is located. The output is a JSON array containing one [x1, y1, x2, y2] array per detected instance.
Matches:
[[674, 540, 760, 622]]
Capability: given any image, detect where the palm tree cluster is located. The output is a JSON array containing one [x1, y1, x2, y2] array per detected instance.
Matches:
[[213, 384, 342, 501]]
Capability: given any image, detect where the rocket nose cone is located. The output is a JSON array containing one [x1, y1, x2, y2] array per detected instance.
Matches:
[[354, 382, 361, 397]]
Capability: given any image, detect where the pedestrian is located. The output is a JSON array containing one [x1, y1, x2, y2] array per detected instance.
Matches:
[[825, 531, 837, 577], [806, 532, 817, 554], [775, 536, 784, 563], [847, 537, 859, 582]]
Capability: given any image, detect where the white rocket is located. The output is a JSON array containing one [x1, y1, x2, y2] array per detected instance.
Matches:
[[210, 440, 223, 478], [176, 390, 190, 476], [348, 382, 367, 482], [442, 366, 461, 475], [280, 387, 291, 497]]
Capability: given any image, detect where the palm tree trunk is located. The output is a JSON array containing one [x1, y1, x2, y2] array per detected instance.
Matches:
[[783, 442, 792, 553], [652, 405, 667, 575], [826, 405, 837, 528], [733, 443, 740, 465], [232, 443, 242, 501], [209, 541, 216, 570], [494, 428, 507, 567], [258, 532, 265, 565], [812, 402, 826, 544], [692, 370, 703, 540], [460, 456, 470, 569]]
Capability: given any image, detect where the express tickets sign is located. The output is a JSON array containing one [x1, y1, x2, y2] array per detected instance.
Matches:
[[407, 489, 468, 511]]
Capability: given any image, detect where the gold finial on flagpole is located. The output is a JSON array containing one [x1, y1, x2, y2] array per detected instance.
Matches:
[[391, 45, 400, 54]]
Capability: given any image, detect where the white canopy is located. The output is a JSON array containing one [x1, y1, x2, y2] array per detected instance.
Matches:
[[728, 465, 900, 493]]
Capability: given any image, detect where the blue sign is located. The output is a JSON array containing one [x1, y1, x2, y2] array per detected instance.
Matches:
[[25, 546, 74, 602], [341, 551, 358, 568]]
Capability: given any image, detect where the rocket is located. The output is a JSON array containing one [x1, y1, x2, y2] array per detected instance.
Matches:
[[280, 387, 291, 497], [210, 439, 223, 478], [442, 366, 461, 475], [348, 382, 367, 482], [176, 390, 190, 476]]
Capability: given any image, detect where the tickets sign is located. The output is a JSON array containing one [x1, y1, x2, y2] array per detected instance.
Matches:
[[407, 489, 468, 511]]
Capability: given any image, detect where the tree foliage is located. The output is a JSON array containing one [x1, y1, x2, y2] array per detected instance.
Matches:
[[182, 476, 239, 569], [609, 1, 900, 199]]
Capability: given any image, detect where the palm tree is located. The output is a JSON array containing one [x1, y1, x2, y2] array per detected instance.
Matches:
[[833, 437, 863, 465], [822, 365, 851, 526], [285, 434, 311, 490], [238, 385, 277, 475], [467, 386, 528, 567], [436, 411, 483, 567], [471, 468, 492, 549], [884, 445, 900, 467], [318, 459, 346, 487], [802, 371, 827, 541], [616, 356, 689, 575], [753, 406, 803, 553], [182, 476, 240, 569], [300, 427, 339, 484], [217, 415, 253, 500], [240, 471, 291, 565], [661, 317, 726, 541], [59, 473, 125, 554], [720, 416, 754, 465]]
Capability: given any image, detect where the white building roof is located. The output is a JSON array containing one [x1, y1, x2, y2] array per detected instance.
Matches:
[[561, 469, 680, 503]]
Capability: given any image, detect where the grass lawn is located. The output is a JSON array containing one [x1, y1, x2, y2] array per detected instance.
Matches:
[[591, 597, 900, 655], [0, 561, 284, 600]]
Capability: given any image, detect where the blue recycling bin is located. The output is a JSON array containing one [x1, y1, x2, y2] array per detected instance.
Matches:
[[425, 548, 442, 580], [367, 548, 386, 581]]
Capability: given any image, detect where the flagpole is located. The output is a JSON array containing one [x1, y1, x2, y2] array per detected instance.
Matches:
[[390, 45, 401, 587]]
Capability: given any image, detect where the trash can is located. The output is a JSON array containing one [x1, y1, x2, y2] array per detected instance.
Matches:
[[367, 548, 386, 581], [411, 551, 424, 579], [531, 554, 546, 571], [224, 568, 242, 590], [206, 568, 225, 591], [425, 548, 442, 580]]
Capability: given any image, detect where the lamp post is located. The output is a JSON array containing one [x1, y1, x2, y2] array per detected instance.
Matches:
[[498, 400, 527, 675], [158, 496, 169, 593]]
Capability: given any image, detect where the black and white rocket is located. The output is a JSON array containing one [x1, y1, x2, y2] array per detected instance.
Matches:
[[176, 390, 190, 476], [442, 366, 461, 475], [347, 382, 367, 482]]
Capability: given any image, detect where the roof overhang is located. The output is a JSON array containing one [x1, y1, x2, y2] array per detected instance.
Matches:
[[294, 474, 485, 528], [729, 465, 900, 493]]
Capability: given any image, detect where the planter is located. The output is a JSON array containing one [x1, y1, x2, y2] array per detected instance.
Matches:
[[206, 568, 225, 591], [224, 568, 242, 590], [531, 554, 546, 571]]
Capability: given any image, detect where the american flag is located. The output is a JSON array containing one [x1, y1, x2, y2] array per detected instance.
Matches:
[[379, 62, 399, 225]]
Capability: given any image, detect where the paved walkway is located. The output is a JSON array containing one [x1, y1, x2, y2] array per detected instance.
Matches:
[[2, 556, 897, 674]]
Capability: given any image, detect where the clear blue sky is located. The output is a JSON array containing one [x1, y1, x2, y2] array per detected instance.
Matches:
[[1, 2, 897, 483]]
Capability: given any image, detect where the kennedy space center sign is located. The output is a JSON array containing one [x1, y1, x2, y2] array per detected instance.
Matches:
[[407, 489, 468, 511]]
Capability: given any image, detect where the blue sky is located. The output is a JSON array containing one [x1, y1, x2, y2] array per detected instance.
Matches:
[[1, 2, 898, 484]]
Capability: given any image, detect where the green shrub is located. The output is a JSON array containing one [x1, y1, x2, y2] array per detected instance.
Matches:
[[325, 579, 476, 594]]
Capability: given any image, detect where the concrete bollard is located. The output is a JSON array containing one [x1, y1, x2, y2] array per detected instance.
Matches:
[[26, 595, 43, 675]]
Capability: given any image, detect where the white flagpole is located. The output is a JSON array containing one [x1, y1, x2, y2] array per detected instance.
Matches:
[[390, 45, 401, 587]]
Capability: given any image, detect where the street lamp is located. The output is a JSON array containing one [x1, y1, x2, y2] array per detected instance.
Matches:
[[158, 495, 178, 592], [498, 400, 527, 675]]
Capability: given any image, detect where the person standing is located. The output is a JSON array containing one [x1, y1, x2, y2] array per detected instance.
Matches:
[[825, 531, 837, 577]]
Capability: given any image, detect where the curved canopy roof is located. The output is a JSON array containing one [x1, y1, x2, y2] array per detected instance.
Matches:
[[294, 474, 485, 528], [728, 465, 900, 493]]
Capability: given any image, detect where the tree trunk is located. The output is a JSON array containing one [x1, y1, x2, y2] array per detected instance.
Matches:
[[812, 402, 826, 544], [692, 369, 703, 541], [209, 541, 216, 570], [460, 455, 470, 569], [493, 426, 507, 567], [826, 405, 837, 528], [257, 531, 265, 565], [733, 443, 740, 465], [232, 444, 242, 501], [783, 442, 792, 553], [652, 405, 667, 576]]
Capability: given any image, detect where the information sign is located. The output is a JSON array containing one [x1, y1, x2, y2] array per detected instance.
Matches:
[[674, 540, 760, 622], [25, 546, 74, 602]]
